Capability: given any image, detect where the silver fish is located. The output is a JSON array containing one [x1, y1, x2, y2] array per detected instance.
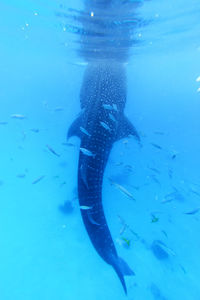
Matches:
[[32, 175, 45, 184], [189, 189, 200, 197], [80, 126, 91, 137], [11, 114, 26, 120], [102, 104, 113, 110], [109, 179, 135, 201], [100, 121, 111, 131], [80, 147, 95, 157], [148, 167, 160, 174], [80, 205, 92, 210], [46, 144, 60, 157], [184, 208, 200, 215], [109, 113, 117, 123], [151, 143, 162, 150], [112, 104, 118, 111]]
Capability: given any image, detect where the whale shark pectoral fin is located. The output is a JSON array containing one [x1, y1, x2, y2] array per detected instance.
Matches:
[[117, 115, 140, 144], [112, 256, 135, 295], [67, 115, 83, 140]]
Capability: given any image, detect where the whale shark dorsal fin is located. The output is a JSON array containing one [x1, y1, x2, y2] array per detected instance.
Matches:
[[116, 115, 140, 144], [67, 115, 83, 140]]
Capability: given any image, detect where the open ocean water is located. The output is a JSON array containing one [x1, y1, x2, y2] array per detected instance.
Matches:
[[0, 1, 200, 299]]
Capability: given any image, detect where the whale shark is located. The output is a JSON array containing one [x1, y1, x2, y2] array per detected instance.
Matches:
[[68, 61, 140, 294], [66, 0, 142, 294]]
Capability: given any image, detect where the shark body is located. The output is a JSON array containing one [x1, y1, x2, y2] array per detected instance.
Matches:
[[68, 62, 140, 293]]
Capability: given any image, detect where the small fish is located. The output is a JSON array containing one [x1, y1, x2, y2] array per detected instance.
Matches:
[[163, 191, 176, 201], [100, 121, 111, 132], [46, 144, 60, 157], [109, 179, 135, 201], [165, 192, 175, 199], [179, 264, 187, 274], [184, 208, 200, 215], [0, 121, 8, 125], [189, 189, 200, 197], [112, 104, 118, 111], [87, 212, 100, 225], [22, 131, 26, 141], [148, 167, 160, 174], [80, 147, 95, 157], [62, 142, 76, 147], [116, 238, 124, 246], [119, 224, 127, 235], [80, 126, 91, 137], [118, 215, 140, 239], [11, 114, 26, 120], [32, 175, 45, 184], [151, 241, 169, 260], [102, 104, 113, 110], [150, 174, 161, 185], [157, 241, 175, 256], [60, 181, 66, 187], [115, 162, 123, 166], [122, 139, 129, 145], [132, 185, 140, 191], [109, 113, 117, 123], [161, 197, 173, 204], [124, 165, 134, 172], [121, 237, 131, 248], [54, 107, 64, 112], [150, 283, 167, 300], [168, 169, 173, 179], [154, 131, 164, 135], [30, 128, 39, 133], [151, 143, 162, 150], [116, 237, 132, 250], [80, 205, 92, 210], [59, 201, 74, 214], [164, 189, 185, 202], [161, 230, 168, 238], [171, 154, 176, 160], [80, 164, 89, 189], [151, 214, 159, 223], [190, 182, 200, 188], [43, 101, 50, 110], [17, 174, 26, 178]]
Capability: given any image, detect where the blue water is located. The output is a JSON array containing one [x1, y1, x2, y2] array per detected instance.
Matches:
[[0, 1, 200, 299]]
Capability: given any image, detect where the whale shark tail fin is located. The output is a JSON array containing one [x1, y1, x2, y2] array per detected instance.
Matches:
[[112, 256, 135, 295]]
